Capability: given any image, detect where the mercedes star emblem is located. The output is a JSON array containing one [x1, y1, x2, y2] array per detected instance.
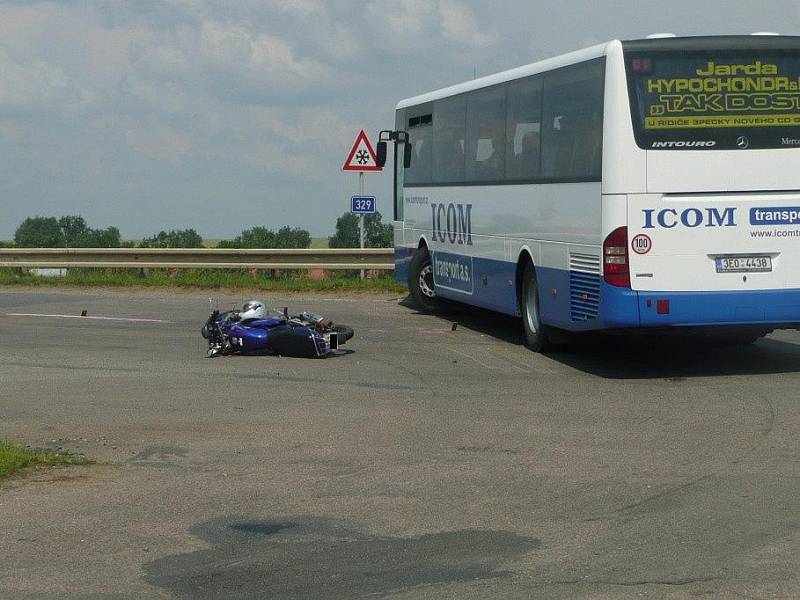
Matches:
[[736, 135, 750, 149]]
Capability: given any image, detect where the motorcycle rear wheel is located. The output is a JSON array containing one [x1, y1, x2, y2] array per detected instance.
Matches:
[[331, 324, 354, 342]]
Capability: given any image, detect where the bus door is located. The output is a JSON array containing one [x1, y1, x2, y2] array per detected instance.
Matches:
[[393, 136, 406, 247], [377, 130, 413, 282]]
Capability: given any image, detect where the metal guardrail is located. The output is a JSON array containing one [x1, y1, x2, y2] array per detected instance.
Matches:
[[0, 248, 395, 270]]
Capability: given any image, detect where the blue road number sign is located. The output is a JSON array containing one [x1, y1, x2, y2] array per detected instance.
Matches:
[[351, 196, 376, 214]]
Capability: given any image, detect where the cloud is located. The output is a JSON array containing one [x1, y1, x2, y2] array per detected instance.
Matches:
[[0, 47, 93, 115], [261, 0, 325, 17], [368, 0, 436, 41], [129, 18, 354, 104], [122, 118, 193, 165], [438, 0, 494, 47]]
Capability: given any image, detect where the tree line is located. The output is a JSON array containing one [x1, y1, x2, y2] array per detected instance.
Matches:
[[6, 211, 393, 249]]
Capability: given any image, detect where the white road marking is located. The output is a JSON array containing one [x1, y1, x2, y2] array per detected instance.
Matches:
[[6, 313, 172, 324]]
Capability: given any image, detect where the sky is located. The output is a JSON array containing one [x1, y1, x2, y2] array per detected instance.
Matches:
[[1, 0, 799, 241]]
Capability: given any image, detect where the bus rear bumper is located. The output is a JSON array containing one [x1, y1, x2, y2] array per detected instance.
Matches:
[[602, 283, 800, 329]]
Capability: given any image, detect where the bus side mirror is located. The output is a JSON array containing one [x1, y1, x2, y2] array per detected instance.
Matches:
[[376, 141, 387, 168], [403, 143, 413, 169]]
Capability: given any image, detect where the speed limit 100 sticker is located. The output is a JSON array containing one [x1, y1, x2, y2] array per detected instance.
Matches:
[[631, 233, 652, 255]]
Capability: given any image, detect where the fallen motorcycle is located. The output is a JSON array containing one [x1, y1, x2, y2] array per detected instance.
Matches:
[[201, 299, 354, 358]]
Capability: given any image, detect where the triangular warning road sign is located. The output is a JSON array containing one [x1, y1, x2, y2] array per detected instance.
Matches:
[[342, 130, 382, 172]]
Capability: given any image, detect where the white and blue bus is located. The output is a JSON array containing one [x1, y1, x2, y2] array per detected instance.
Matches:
[[377, 34, 800, 350]]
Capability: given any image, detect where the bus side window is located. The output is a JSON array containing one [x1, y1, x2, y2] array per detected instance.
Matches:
[[506, 76, 543, 180], [465, 86, 507, 182], [542, 59, 604, 180], [433, 96, 466, 183], [405, 112, 433, 185]]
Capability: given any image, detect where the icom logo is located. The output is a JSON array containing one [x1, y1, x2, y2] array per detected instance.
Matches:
[[431, 203, 473, 245], [642, 207, 737, 229]]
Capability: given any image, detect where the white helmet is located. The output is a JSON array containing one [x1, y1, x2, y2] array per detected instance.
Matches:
[[240, 299, 267, 320]]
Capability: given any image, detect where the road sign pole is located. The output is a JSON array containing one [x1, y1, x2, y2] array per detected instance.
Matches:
[[359, 172, 365, 280], [342, 130, 382, 281]]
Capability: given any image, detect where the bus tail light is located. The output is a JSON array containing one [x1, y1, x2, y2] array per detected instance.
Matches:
[[603, 227, 631, 288]]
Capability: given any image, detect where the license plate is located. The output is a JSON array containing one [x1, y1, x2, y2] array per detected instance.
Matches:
[[326, 332, 339, 350], [715, 255, 772, 273]]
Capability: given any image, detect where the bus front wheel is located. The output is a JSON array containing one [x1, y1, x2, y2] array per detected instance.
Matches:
[[520, 262, 551, 352], [409, 248, 439, 313]]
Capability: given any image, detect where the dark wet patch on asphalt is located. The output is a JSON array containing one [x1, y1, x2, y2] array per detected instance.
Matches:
[[143, 516, 540, 599]]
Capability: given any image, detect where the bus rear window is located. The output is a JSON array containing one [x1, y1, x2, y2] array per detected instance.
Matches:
[[625, 50, 800, 150]]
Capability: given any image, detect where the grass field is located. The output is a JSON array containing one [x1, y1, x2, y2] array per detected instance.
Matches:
[[0, 441, 90, 479], [0, 268, 406, 293]]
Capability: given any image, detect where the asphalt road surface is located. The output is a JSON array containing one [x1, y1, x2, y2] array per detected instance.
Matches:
[[1, 287, 800, 599]]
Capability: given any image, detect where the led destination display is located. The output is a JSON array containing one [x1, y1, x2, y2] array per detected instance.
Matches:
[[625, 46, 800, 149]]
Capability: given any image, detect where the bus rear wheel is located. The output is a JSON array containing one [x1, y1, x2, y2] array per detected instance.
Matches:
[[520, 262, 551, 352], [409, 247, 439, 313]]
